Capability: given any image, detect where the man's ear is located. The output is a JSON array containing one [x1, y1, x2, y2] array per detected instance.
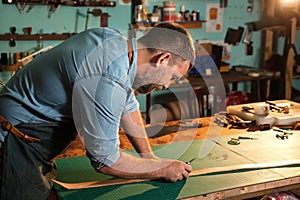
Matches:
[[157, 52, 171, 66], [150, 52, 171, 67]]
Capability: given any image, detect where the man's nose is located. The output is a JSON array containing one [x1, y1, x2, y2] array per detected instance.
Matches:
[[155, 85, 166, 91], [162, 84, 169, 89]]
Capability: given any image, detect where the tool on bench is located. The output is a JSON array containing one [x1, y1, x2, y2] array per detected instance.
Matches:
[[292, 121, 300, 130], [273, 127, 293, 140], [273, 127, 293, 134], [214, 112, 255, 128], [228, 136, 258, 145], [228, 138, 240, 145], [241, 105, 254, 111], [260, 123, 271, 131], [266, 101, 289, 114], [238, 136, 258, 140], [226, 114, 255, 128], [230, 120, 254, 128]]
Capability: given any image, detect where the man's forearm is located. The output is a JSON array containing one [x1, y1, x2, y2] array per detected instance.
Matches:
[[99, 151, 161, 179], [121, 110, 155, 158], [126, 134, 156, 158], [99, 151, 192, 182]]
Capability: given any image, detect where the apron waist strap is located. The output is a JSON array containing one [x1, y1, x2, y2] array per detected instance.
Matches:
[[0, 115, 40, 143]]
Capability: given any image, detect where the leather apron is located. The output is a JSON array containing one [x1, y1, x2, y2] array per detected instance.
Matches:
[[0, 121, 77, 200]]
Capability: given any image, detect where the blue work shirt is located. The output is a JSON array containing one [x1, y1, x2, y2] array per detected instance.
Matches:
[[0, 27, 139, 167]]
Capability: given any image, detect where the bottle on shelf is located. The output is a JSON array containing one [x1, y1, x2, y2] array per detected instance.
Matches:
[[132, 0, 143, 23]]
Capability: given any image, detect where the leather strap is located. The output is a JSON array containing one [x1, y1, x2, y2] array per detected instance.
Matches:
[[0, 115, 40, 143]]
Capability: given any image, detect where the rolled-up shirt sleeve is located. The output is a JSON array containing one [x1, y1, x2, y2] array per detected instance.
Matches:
[[123, 89, 139, 116], [73, 75, 131, 169]]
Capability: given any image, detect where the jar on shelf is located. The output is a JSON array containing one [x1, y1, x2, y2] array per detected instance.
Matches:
[[163, 1, 176, 22]]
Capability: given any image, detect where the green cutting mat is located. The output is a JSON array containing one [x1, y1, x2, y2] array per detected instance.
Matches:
[[54, 131, 300, 200]]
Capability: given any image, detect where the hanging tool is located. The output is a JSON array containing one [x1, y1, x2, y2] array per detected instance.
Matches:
[[9, 26, 16, 47], [16, 1, 27, 14], [26, 4, 34, 13], [219, 0, 228, 8], [89, 8, 103, 17], [48, 3, 60, 18], [100, 13, 109, 27], [9, 38, 16, 47], [85, 8, 90, 30], [75, 9, 85, 33], [85, 8, 103, 30]]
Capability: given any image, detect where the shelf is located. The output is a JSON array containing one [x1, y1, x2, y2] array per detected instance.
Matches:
[[293, 74, 300, 79], [177, 20, 206, 29], [2, 0, 116, 7], [0, 21, 206, 41], [1, 64, 20, 72], [0, 33, 76, 41], [131, 20, 206, 29]]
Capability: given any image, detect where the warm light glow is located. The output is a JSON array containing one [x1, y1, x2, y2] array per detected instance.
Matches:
[[281, 0, 297, 3], [280, 0, 298, 8]]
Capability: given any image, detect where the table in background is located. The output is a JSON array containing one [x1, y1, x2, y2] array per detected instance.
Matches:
[[144, 69, 280, 124]]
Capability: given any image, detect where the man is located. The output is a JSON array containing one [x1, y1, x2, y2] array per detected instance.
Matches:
[[0, 22, 195, 199]]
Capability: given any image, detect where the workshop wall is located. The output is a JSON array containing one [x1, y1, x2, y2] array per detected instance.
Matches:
[[0, 0, 263, 113], [0, 0, 261, 63]]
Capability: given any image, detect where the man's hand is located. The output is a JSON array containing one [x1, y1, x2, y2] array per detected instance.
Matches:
[[156, 159, 192, 182]]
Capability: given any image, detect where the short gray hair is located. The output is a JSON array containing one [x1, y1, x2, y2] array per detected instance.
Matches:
[[138, 22, 195, 68]]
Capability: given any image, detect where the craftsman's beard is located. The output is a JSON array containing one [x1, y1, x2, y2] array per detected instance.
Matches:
[[134, 83, 165, 94], [133, 71, 166, 94]]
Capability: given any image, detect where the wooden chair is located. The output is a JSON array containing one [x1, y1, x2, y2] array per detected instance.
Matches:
[[167, 86, 221, 118], [192, 86, 211, 117], [192, 85, 228, 117], [147, 87, 211, 123], [144, 85, 227, 123]]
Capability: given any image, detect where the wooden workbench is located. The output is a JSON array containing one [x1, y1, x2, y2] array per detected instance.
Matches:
[[55, 117, 245, 159], [51, 117, 300, 199]]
